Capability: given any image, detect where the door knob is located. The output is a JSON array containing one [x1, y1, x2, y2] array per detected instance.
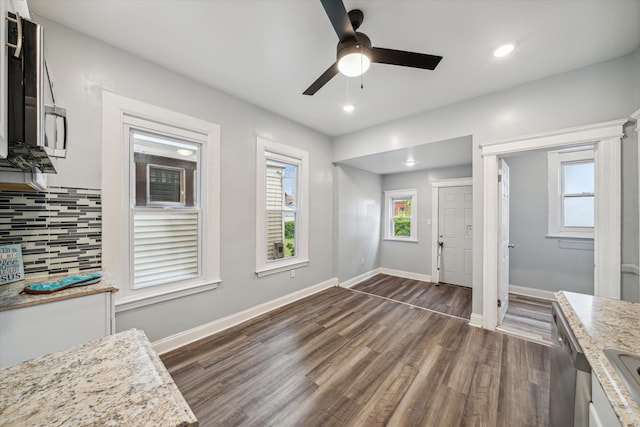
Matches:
[[508, 244, 515, 249]]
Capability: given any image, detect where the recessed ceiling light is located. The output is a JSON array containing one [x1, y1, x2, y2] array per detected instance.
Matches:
[[405, 160, 416, 167], [493, 43, 515, 58], [343, 104, 355, 113], [177, 149, 193, 156]]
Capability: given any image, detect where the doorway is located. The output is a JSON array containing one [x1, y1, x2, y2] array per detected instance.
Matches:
[[431, 178, 472, 287], [480, 119, 625, 331]]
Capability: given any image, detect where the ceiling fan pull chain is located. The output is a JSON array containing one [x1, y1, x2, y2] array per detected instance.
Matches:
[[360, 45, 365, 89]]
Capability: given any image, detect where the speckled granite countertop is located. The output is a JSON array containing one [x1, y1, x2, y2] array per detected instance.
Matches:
[[0, 270, 118, 311], [0, 328, 197, 426], [556, 291, 640, 427]]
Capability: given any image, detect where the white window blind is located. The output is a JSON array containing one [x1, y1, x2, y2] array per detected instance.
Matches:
[[133, 211, 199, 288]]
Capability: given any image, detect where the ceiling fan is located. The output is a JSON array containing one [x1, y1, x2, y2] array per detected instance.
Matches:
[[303, 0, 443, 96]]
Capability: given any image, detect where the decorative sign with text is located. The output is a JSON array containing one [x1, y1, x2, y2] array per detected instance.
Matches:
[[0, 245, 25, 285]]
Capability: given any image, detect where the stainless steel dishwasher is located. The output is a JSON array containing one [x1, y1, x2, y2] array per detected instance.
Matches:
[[549, 302, 591, 427]]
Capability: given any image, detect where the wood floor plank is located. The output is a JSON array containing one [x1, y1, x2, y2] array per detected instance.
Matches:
[[161, 286, 550, 427], [352, 274, 473, 319]]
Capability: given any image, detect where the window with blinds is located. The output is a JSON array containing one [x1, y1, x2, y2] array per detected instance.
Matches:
[[131, 129, 201, 289]]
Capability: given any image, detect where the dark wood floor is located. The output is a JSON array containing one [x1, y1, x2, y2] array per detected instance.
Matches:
[[351, 274, 472, 319], [162, 286, 549, 427]]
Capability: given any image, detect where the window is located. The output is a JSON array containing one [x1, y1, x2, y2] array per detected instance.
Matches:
[[548, 149, 595, 238], [384, 189, 418, 241], [256, 137, 309, 277], [102, 92, 220, 311]]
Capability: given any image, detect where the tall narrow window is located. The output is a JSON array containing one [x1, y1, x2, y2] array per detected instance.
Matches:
[[384, 189, 418, 241], [548, 149, 595, 238], [102, 92, 220, 311], [256, 137, 309, 277]]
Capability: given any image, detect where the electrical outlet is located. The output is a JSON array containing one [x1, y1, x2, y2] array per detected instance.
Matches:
[[290, 269, 295, 278]]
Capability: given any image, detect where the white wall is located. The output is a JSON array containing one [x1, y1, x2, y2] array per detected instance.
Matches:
[[506, 153, 594, 294], [38, 17, 335, 341], [334, 165, 381, 282], [380, 165, 472, 276], [334, 49, 639, 314]]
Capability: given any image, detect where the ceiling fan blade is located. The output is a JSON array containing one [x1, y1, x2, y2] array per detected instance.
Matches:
[[303, 62, 339, 95], [320, 0, 356, 42], [371, 47, 443, 70]]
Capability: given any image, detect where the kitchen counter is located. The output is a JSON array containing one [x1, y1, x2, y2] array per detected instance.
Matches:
[[0, 270, 118, 311], [556, 291, 640, 427], [0, 328, 197, 426]]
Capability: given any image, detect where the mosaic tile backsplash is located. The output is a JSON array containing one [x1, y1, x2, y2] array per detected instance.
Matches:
[[0, 187, 101, 277]]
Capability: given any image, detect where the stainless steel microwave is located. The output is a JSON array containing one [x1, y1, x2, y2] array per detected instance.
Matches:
[[3, 12, 55, 173]]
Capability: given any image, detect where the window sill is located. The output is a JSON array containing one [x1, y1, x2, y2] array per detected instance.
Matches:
[[256, 259, 310, 277], [115, 279, 221, 313], [545, 233, 594, 240], [383, 237, 419, 243]]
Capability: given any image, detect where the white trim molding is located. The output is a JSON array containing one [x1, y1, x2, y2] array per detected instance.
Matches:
[[469, 313, 483, 328], [480, 119, 625, 331], [431, 177, 473, 283], [380, 268, 432, 283], [479, 119, 626, 157], [509, 284, 557, 301], [339, 268, 383, 289], [153, 277, 338, 355]]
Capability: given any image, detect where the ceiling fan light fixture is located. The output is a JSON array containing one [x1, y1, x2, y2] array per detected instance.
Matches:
[[337, 43, 371, 77]]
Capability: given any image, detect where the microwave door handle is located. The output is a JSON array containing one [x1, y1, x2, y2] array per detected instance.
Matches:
[[5, 12, 23, 58]]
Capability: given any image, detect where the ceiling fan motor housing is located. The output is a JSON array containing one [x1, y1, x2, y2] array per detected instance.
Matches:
[[337, 32, 372, 61]]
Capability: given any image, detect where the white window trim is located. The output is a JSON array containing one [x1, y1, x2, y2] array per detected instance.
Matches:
[[384, 189, 418, 242], [547, 148, 595, 239], [255, 137, 309, 277], [102, 92, 221, 312]]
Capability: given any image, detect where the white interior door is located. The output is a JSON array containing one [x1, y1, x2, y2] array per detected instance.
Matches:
[[498, 159, 510, 325], [438, 186, 472, 287]]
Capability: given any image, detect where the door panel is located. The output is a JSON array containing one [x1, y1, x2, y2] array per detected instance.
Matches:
[[498, 159, 510, 325], [438, 186, 472, 287]]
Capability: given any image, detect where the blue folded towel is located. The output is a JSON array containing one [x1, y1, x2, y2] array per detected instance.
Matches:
[[22, 273, 102, 294]]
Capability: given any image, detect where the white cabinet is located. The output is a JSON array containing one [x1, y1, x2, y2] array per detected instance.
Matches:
[[589, 375, 622, 427], [0, 291, 115, 368]]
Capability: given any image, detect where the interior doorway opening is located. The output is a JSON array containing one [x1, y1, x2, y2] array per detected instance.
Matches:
[[480, 119, 626, 332]]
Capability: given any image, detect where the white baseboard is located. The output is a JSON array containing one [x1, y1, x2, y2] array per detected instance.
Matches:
[[153, 277, 338, 355], [340, 268, 383, 288], [380, 268, 432, 283], [621, 264, 640, 276], [469, 313, 483, 328], [509, 284, 557, 301]]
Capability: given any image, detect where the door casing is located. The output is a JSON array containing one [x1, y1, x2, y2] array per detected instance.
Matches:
[[479, 119, 625, 331]]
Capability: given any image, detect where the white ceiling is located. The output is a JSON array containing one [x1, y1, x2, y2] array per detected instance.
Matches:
[[339, 135, 472, 175], [29, 0, 640, 141]]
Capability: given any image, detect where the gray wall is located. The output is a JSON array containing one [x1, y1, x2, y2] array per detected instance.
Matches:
[[506, 153, 594, 295], [621, 120, 640, 302], [334, 165, 381, 283], [38, 17, 335, 341], [380, 165, 472, 276], [334, 48, 639, 315]]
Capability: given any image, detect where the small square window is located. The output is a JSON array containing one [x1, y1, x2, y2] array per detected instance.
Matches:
[[385, 190, 418, 241], [547, 149, 594, 238]]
